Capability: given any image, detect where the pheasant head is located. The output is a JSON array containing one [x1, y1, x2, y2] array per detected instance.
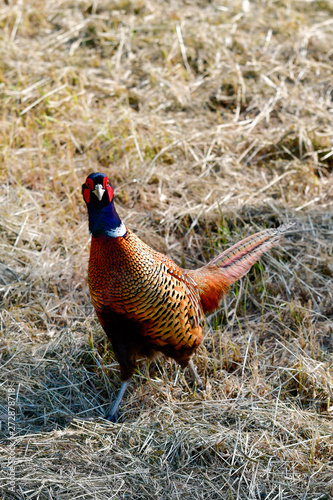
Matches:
[[82, 173, 126, 237]]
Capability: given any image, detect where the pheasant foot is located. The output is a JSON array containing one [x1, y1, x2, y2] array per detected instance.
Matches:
[[105, 379, 131, 422], [188, 359, 204, 392]]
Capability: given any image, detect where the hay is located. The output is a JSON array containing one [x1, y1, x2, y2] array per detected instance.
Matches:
[[0, 0, 332, 498]]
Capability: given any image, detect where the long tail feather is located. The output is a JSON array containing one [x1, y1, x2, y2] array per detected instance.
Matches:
[[205, 222, 294, 283], [187, 223, 294, 313]]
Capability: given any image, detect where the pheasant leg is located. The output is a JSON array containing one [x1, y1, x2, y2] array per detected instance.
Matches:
[[105, 379, 131, 422], [188, 359, 204, 391]]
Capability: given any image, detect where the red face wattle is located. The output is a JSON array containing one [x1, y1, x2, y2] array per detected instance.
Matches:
[[102, 175, 114, 201], [82, 174, 114, 204]]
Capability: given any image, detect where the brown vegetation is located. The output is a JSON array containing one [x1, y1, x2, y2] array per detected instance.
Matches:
[[0, 0, 332, 498]]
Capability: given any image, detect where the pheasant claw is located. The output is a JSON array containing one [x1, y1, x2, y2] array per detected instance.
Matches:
[[188, 359, 204, 392]]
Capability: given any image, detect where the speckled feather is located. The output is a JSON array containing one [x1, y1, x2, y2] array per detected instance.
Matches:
[[84, 173, 292, 382], [88, 224, 292, 379], [89, 229, 204, 374]]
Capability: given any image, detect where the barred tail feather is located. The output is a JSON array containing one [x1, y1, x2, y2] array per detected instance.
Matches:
[[206, 223, 293, 270], [208, 223, 293, 283], [188, 223, 293, 313]]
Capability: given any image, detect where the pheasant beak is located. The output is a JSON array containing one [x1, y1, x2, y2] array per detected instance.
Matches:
[[92, 184, 105, 201]]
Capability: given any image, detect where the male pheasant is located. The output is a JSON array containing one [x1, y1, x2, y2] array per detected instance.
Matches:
[[83, 172, 292, 421]]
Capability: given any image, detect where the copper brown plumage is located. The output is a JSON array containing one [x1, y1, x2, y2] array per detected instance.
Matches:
[[83, 172, 293, 421]]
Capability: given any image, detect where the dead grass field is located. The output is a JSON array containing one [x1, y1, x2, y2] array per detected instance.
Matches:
[[0, 0, 333, 498]]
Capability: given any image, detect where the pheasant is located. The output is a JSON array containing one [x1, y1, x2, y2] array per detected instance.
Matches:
[[83, 172, 292, 421]]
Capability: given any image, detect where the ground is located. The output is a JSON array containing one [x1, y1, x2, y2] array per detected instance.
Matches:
[[0, 0, 332, 498]]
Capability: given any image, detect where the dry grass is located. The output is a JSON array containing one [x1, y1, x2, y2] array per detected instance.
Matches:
[[1, 0, 333, 498]]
